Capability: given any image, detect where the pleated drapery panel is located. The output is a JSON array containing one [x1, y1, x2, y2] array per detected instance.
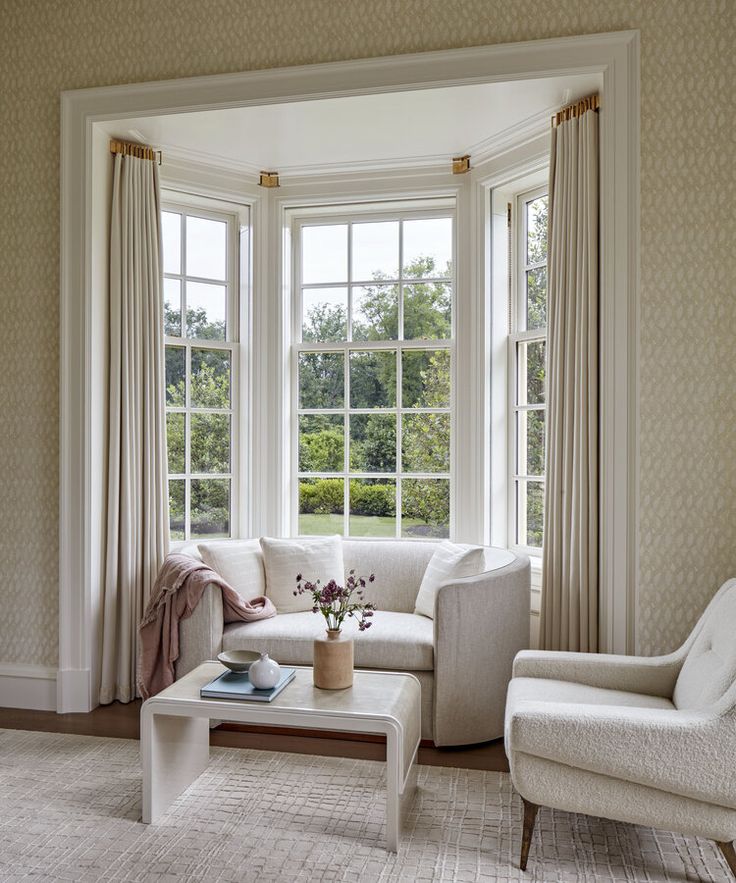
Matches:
[[100, 154, 169, 704], [540, 107, 599, 653]]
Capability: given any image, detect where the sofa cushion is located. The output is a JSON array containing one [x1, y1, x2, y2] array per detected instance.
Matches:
[[414, 540, 485, 619], [259, 535, 344, 614], [197, 539, 265, 602], [223, 610, 434, 671]]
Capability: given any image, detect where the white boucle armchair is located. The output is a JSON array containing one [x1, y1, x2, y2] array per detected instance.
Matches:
[[504, 578, 736, 877], [176, 539, 530, 746]]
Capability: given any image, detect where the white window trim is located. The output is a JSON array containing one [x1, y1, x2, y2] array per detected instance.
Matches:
[[60, 33, 640, 712], [289, 202, 456, 540]]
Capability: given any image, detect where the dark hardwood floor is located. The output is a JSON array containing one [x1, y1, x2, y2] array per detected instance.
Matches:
[[0, 701, 509, 771]]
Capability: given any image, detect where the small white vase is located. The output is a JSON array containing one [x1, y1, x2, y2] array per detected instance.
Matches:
[[248, 652, 281, 689]]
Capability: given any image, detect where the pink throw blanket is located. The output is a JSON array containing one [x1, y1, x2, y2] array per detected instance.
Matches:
[[137, 553, 276, 699]]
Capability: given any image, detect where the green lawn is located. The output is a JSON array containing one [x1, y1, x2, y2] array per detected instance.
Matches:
[[298, 513, 448, 538]]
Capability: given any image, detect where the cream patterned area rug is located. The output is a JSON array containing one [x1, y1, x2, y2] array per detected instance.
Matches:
[[0, 729, 731, 882]]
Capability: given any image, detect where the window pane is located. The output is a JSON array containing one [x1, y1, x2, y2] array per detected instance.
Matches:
[[349, 414, 396, 472], [517, 479, 544, 548], [168, 479, 185, 540], [302, 288, 347, 342], [402, 349, 450, 408], [401, 478, 449, 538], [352, 221, 399, 281], [186, 216, 227, 281], [350, 479, 396, 537], [299, 478, 344, 536], [526, 267, 547, 331], [402, 217, 452, 278], [526, 196, 548, 264], [518, 340, 545, 405], [517, 410, 545, 477], [403, 282, 451, 340], [349, 350, 396, 409], [186, 281, 226, 340], [165, 346, 186, 406], [299, 415, 344, 472], [162, 211, 181, 275], [191, 413, 230, 474], [352, 284, 398, 341], [402, 413, 450, 473], [164, 278, 182, 337], [191, 478, 230, 538], [166, 413, 185, 474], [191, 349, 231, 408], [298, 352, 344, 409], [302, 225, 348, 284]]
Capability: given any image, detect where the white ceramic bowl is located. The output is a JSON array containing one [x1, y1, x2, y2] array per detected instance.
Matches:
[[217, 650, 261, 672]]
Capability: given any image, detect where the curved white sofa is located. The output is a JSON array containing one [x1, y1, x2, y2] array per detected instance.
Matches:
[[176, 539, 530, 746]]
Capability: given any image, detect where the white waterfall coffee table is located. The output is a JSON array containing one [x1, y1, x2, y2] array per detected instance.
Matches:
[[141, 662, 421, 851]]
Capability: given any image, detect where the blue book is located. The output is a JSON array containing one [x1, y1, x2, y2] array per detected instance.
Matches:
[[200, 668, 296, 702]]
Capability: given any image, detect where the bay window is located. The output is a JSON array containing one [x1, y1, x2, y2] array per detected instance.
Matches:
[[161, 201, 245, 540], [293, 207, 454, 539], [509, 188, 548, 553]]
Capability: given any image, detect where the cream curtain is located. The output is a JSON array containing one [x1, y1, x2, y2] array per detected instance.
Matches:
[[540, 105, 599, 652], [99, 153, 169, 704]]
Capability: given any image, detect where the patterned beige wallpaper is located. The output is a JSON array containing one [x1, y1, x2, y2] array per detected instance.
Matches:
[[0, 0, 734, 665]]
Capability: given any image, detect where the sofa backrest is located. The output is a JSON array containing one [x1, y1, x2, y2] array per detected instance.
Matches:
[[673, 579, 736, 711], [180, 538, 510, 614]]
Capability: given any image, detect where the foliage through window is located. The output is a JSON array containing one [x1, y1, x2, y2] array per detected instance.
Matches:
[[162, 204, 240, 540], [295, 211, 453, 538], [511, 189, 547, 550]]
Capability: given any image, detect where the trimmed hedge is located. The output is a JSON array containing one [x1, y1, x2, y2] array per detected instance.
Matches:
[[299, 478, 396, 517]]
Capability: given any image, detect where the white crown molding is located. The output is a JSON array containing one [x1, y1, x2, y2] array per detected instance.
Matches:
[[467, 105, 554, 166]]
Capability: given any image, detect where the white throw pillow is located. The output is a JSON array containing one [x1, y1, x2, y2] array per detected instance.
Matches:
[[197, 539, 266, 602], [259, 535, 345, 614], [414, 540, 485, 619]]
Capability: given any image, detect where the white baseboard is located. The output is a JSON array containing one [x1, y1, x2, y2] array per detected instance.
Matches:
[[0, 664, 57, 711]]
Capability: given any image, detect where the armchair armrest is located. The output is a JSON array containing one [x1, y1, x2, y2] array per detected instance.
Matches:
[[433, 555, 530, 746], [175, 582, 224, 679], [507, 700, 736, 810], [513, 648, 684, 698]]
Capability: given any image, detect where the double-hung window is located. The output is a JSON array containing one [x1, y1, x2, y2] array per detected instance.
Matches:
[[293, 206, 454, 539], [509, 188, 548, 553], [161, 202, 243, 540]]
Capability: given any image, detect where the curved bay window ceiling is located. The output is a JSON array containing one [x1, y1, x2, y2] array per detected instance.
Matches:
[[294, 210, 454, 540], [162, 201, 245, 541]]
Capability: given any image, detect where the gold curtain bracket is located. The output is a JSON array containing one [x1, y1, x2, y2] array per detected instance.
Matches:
[[259, 171, 280, 188], [452, 154, 471, 175], [552, 94, 600, 127], [109, 139, 161, 164]]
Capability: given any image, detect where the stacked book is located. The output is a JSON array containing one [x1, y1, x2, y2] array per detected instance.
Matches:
[[201, 668, 296, 702]]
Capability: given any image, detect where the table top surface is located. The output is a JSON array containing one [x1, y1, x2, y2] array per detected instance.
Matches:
[[145, 662, 420, 723]]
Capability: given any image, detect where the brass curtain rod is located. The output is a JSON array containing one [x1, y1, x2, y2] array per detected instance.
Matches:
[[109, 139, 162, 164], [552, 94, 600, 127]]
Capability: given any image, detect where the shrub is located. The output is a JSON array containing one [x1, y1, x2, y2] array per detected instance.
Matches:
[[350, 481, 395, 517], [300, 478, 344, 515]]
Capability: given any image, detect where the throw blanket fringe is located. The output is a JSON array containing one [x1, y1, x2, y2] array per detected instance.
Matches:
[[137, 553, 276, 699]]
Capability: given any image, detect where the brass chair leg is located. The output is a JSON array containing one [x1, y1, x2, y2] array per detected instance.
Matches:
[[717, 841, 736, 878], [520, 798, 539, 871]]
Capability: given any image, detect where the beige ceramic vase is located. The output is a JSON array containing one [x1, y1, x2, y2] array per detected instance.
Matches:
[[313, 629, 354, 689]]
